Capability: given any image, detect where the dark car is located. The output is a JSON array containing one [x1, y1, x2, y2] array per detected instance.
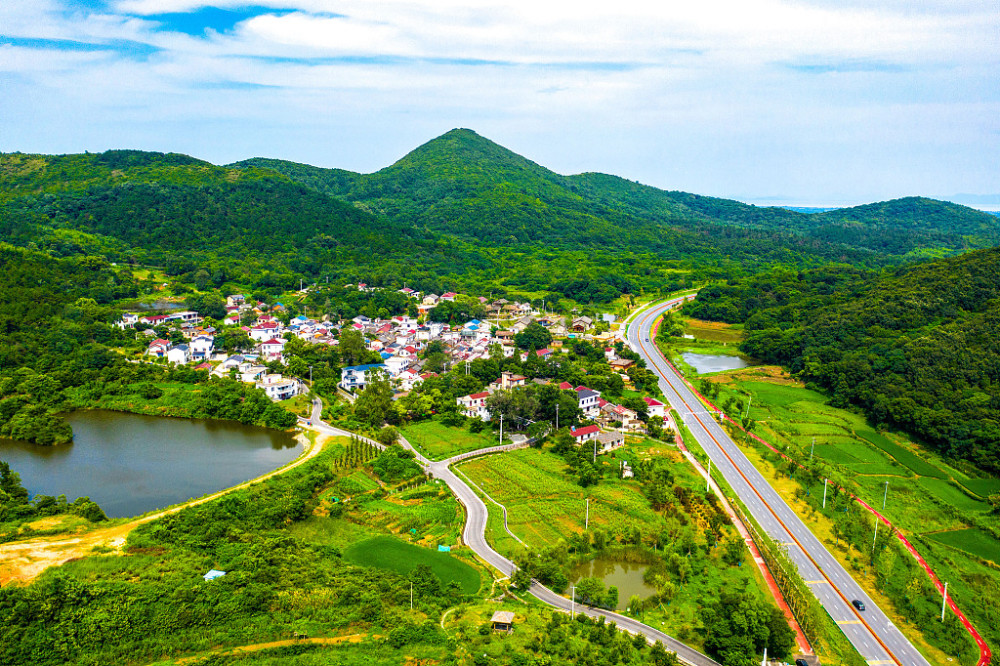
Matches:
[[795, 659, 809, 666], [852, 599, 866, 611]]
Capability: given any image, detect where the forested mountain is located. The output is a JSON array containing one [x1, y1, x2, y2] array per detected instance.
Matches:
[[3, 131, 999, 308], [232, 128, 1000, 259], [686, 248, 1000, 474]]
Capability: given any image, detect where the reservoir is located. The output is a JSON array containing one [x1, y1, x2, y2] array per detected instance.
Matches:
[[573, 555, 658, 611], [0, 410, 301, 518], [681, 352, 750, 374]]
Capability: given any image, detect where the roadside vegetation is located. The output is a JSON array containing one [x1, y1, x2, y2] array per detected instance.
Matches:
[[660, 312, 997, 665]]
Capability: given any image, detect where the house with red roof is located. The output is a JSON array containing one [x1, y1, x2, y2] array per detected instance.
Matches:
[[457, 391, 491, 421], [642, 396, 665, 418], [570, 425, 601, 444]]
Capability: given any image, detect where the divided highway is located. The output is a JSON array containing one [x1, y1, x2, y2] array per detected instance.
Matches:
[[627, 298, 932, 666]]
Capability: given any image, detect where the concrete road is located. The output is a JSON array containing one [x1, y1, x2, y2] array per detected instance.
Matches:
[[627, 298, 932, 666]]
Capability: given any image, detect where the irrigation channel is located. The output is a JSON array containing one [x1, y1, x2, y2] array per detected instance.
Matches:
[[305, 401, 722, 666], [627, 298, 991, 666]]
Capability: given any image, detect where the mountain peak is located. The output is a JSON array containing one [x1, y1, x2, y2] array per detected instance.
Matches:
[[360, 128, 567, 202]]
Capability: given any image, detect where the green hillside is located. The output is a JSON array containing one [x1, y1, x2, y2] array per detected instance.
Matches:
[[233, 129, 999, 261], [686, 247, 1000, 474]]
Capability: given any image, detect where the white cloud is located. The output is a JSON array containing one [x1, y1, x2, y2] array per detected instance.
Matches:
[[0, 0, 996, 201]]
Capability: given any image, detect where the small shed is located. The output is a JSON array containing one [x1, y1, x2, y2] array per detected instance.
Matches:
[[203, 569, 226, 581], [490, 610, 515, 633]]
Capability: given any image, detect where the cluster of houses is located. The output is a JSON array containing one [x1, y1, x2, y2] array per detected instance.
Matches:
[[123, 287, 629, 416], [454, 375, 666, 456]]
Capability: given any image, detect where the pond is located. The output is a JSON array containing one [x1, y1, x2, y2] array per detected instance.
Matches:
[[572, 554, 658, 611], [681, 351, 750, 374], [0, 410, 301, 518]]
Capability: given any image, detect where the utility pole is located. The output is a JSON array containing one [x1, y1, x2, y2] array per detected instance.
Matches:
[[873, 519, 878, 552], [593, 439, 597, 463], [882, 481, 889, 510], [309, 365, 313, 384], [822, 478, 828, 508], [706, 458, 712, 492], [585, 499, 589, 529], [499, 414, 503, 444], [555, 404, 559, 430], [810, 437, 815, 460], [761, 647, 767, 666], [744, 395, 752, 420], [941, 582, 948, 621], [571, 585, 576, 620]]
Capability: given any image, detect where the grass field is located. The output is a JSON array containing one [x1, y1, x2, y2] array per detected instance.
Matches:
[[956, 476, 1000, 498], [926, 528, 1000, 566], [344, 536, 481, 594], [399, 418, 498, 461], [457, 446, 667, 552]]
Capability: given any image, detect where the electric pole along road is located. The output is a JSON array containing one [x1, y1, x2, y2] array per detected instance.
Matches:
[[627, 298, 932, 666]]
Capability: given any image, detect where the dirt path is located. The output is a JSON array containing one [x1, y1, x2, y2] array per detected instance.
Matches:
[[173, 633, 378, 665], [0, 430, 326, 586]]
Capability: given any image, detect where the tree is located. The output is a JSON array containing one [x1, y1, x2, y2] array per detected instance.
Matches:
[[355, 371, 395, 427], [375, 426, 399, 447], [514, 322, 552, 350], [339, 328, 365, 367]]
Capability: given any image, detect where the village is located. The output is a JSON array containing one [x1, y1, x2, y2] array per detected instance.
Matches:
[[119, 285, 671, 459]]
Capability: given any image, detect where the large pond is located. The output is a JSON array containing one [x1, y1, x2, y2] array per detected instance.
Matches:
[[0, 410, 301, 518], [681, 351, 750, 374], [573, 555, 658, 611]]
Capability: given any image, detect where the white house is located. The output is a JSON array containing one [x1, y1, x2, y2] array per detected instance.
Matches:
[[570, 425, 601, 444], [118, 313, 139, 329], [147, 338, 172, 358], [256, 374, 299, 401], [190, 335, 215, 361], [341, 364, 387, 392], [457, 391, 491, 421], [166, 344, 191, 365], [643, 397, 665, 419], [259, 338, 286, 361], [249, 321, 281, 342]]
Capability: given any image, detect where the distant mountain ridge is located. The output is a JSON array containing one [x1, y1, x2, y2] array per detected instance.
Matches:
[[231, 128, 1000, 258]]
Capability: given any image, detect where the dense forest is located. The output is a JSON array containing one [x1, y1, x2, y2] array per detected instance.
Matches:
[[686, 248, 1000, 473]]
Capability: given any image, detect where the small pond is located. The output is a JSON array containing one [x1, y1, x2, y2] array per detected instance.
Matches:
[[572, 555, 658, 611], [681, 351, 750, 374], [0, 410, 301, 518]]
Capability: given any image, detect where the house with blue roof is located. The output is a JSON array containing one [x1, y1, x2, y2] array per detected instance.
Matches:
[[340, 364, 387, 392]]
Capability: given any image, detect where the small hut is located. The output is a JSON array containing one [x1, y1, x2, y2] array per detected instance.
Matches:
[[490, 610, 515, 633]]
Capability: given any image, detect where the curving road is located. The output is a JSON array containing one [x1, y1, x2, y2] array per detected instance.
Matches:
[[306, 400, 720, 666], [626, 298, 932, 666]]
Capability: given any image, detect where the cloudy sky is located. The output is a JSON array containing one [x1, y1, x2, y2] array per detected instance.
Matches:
[[1, 0, 997, 206]]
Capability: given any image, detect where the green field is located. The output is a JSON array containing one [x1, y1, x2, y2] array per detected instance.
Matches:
[[926, 529, 1000, 566], [957, 477, 1000, 498], [344, 536, 481, 594], [399, 418, 498, 460], [457, 446, 670, 552]]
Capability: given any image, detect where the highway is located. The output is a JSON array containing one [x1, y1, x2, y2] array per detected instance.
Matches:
[[626, 298, 932, 666], [306, 400, 721, 666]]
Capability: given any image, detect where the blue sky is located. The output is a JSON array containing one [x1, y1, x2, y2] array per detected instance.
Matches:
[[1, 0, 997, 207]]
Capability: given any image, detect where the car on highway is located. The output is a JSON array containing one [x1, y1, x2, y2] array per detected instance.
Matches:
[[852, 599, 866, 611]]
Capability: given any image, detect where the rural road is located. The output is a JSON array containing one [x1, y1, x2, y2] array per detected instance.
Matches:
[[627, 297, 932, 666], [307, 399, 720, 666]]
